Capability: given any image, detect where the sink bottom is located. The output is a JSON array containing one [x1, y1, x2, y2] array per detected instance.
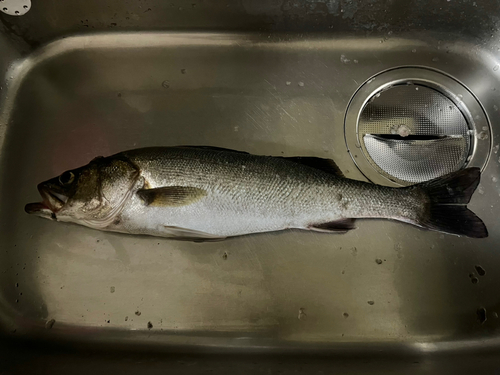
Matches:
[[0, 33, 499, 358]]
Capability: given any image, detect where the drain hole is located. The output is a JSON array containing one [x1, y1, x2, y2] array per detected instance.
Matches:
[[370, 134, 450, 141]]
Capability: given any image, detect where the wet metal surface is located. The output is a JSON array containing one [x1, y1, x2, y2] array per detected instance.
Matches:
[[1, 1, 500, 373]]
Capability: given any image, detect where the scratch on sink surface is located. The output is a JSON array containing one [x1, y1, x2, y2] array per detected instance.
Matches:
[[245, 112, 264, 129], [281, 108, 298, 123], [352, 78, 359, 85], [370, 51, 383, 65], [264, 79, 276, 89], [267, 88, 280, 101]]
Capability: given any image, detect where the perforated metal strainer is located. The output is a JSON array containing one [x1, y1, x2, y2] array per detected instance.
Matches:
[[344, 68, 490, 186]]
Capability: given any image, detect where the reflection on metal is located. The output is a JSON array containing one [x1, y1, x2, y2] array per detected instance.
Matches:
[[0, 0, 30, 16]]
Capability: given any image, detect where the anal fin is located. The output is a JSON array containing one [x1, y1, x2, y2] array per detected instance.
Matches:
[[161, 225, 226, 242], [308, 218, 356, 233]]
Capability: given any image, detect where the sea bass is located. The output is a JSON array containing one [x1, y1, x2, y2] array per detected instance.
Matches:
[[25, 146, 487, 240]]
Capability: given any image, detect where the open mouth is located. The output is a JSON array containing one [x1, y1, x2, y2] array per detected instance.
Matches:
[[25, 184, 68, 216]]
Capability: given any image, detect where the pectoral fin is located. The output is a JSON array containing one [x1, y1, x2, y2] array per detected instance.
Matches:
[[137, 186, 207, 207]]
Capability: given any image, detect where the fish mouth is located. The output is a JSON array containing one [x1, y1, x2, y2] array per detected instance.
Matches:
[[25, 183, 68, 217]]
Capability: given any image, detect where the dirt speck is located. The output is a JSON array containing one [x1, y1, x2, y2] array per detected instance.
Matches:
[[477, 307, 487, 324], [222, 252, 228, 260], [298, 308, 307, 320], [181, 68, 186, 74], [343, 312, 349, 318], [375, 259, 383, 265], [110, 286, 115, 293], [350, 247, 357, 256], [162, 80, 170, 89], [125, 316, 128, 321], [135, 310, 141, 316], [147, 321, 153, 329], [367, 301, 375, 305], [475, 265, 486, 276], [45, 319, 55, 329]]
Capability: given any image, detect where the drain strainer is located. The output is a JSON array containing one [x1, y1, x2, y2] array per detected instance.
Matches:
[[345, 68, 490, 186]]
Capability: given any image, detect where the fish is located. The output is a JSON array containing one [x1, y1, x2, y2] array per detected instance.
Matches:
[[25, 146, 488, 240]]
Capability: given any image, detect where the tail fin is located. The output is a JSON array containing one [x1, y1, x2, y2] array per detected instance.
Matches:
[[417, 168, 488, 238]]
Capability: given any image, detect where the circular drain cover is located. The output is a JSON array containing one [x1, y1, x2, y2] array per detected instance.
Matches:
[[345, 68, 491, 186]]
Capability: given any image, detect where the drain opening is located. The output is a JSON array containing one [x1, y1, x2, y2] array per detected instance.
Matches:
[[344, 68, 491, 187]]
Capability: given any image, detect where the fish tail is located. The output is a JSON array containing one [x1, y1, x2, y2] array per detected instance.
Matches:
[[416, 167, 487, 238]]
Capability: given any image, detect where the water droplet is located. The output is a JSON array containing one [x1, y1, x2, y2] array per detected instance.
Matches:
[[494, 64, 499, 71], [411, 49, 417, 53], [493, 176, 498, 183], [162, 80, 170, 89], [340, 54, 350, 64], [493, 144, 499, 153], [286, 81, 291, 86], [298, 82, 304, 87], [477, 131, 489, 140]]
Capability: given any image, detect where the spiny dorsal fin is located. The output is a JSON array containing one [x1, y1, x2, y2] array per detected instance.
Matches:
[[177, 146, 343, 176], [137, 186, 207, 207], [283, 156, 344, 177]]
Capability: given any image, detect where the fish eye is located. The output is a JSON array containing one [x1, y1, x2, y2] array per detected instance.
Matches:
[[59, 171, 75, 185]]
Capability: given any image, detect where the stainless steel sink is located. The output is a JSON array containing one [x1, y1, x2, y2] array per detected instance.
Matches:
[[2, 1, 500, 373]]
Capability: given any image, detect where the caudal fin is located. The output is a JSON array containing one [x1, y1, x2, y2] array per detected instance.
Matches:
[[417, 168, 488, 238]]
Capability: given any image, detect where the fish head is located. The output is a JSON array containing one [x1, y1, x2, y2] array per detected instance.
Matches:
[[25, 156, 140, 227]]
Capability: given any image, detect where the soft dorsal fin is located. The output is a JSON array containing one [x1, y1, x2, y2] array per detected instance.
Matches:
[[137, 186, 207, 207], [283, 156, 344, 177], [178, 146, 249, 154]]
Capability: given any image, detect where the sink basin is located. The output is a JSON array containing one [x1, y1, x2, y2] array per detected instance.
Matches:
[[1, 1, 500, 373]]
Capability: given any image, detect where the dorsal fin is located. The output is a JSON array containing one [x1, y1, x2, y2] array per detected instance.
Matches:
[[177, 146, 343, 176], [283, 156, 344, 177], [177, 146, 249, 154]]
